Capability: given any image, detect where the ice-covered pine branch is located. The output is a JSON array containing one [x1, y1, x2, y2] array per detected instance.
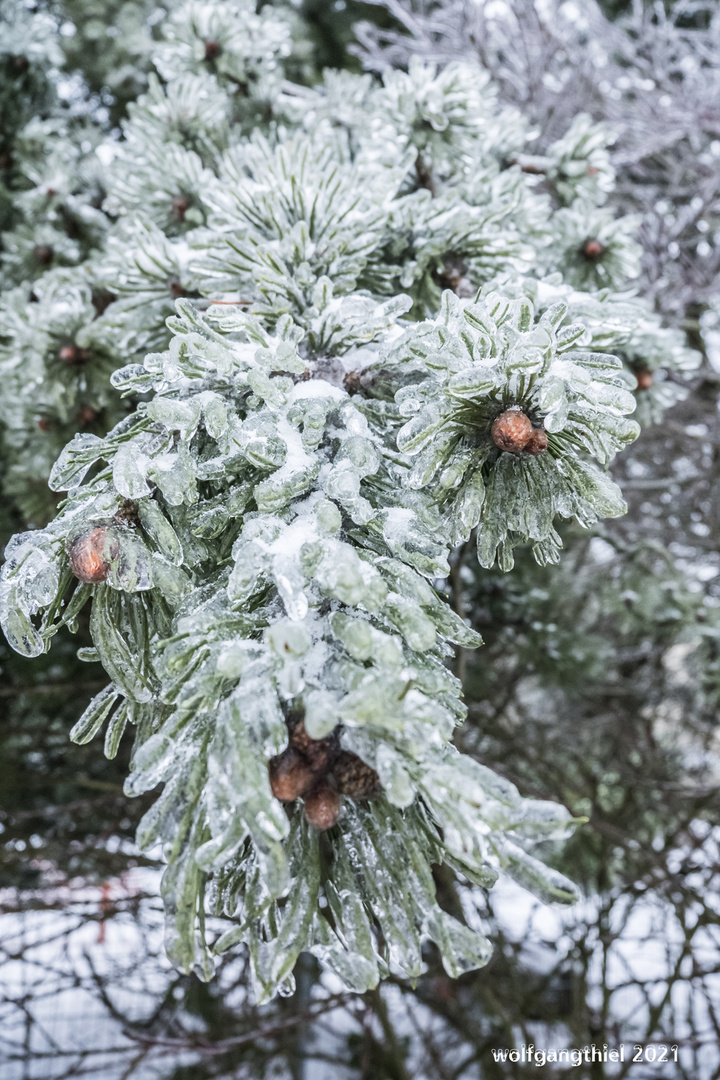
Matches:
[[0, 1, 689, 1000], [1, 299, 582, 997]]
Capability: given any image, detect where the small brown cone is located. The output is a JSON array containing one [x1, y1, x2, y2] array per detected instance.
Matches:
[[69, 527, 110, 583], [288, 716, 339, 774], [304, 779, 341, 830], [524, 427, 549, 456], [635, 369, 653, 390], [113, 499, 140, 527], [333, 751, 382, 799], [582, 238, 604, 261], [268, 747, 314, 802], [491, 409, 533, 453]]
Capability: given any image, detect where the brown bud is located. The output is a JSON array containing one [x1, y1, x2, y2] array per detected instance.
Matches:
[[433, 255, 469, 295], [59, 344, 91, 365], [635, 369, 653, 390], [69, 527, 110, 583], [268, 747, 314, 802], [523, 427, 549, 456], [332, 751, 382, 799], [169, 278, 188, 299], [77, 405, 99, 427], [288, 714, 312, 754], [431, 975, 458, 1004], [491, 409, 533, 453], [33, 244, 54, 266], [171, 194, 189, 222], [343, 369, 364, 395], [37, 417, 53, 432], [582, 238, 604, 261], [204, 40, 222, 61], [92, 290, 115, 316], [10, 55, 30, 75], [303, 779, 341, 830]]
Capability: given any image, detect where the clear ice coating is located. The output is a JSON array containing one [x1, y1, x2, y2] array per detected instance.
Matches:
[[1, 12, 692, 1002]]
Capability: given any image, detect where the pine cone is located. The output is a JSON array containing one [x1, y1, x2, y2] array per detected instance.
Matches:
[[288, 716, 340, 774], [113, 499, 140, 527], [332, 751, 382, 799], [524, 427, 549, 455], [268, 747, 314, 802], [68, 527, 112, 583], [303, 779, 341, 830], [582, 238, 604, 261], [635, 369, 653, 390], [491, 409, 533, 453]]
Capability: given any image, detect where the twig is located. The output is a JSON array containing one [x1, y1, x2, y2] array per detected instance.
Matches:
[[122, 992, 351, 1055]]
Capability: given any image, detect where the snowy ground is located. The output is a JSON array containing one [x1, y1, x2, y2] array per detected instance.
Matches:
[[1, 828, 719, 1079]]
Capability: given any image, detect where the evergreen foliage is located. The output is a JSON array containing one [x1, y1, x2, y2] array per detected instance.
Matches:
[[357, 0, 720, 324], [0, 0, 704, 1000]]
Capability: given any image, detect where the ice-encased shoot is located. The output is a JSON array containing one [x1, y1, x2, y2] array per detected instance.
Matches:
[[386, 290, 640, 570]]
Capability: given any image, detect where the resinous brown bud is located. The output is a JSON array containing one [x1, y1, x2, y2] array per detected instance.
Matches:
[[59, 344, 91, 365], [69, 527, 110, 583], [524, 428, 549, 456], [491, 409, 533, 453], [171, 194, 189, 222], [268, 747, 314, 802], [303, 779, 341, 830], [33, 244, 54, 266], [582, 238, 604, 261]]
